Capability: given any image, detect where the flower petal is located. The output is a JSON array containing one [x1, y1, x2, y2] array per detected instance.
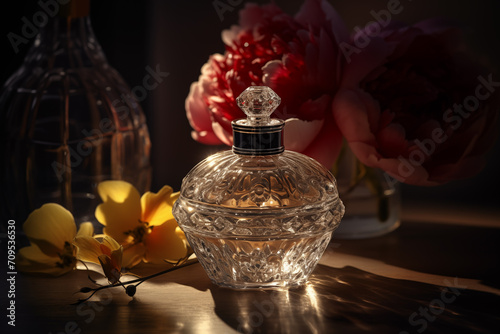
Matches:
[[76, 222, 94, 238], [186, 81, 215, 133], [301, 114, 343, 170], [144, 220, 188, 263], [16, 245, 74, 276], [295, 0, 349, 44], [284, 118, 324, 152], [23, 203, 76, 257], [110, 247, 123, 272], [101, 235, 122, 252], [191, 130, 224, 145], [98, 254, 121, 284], [74, 234, 123, 272], [95, 181, 142, 244], [73, 236, 102, 264], [122, 243, 147, 269], [141, 186, 179, 227], [212, 121, 233, 146]]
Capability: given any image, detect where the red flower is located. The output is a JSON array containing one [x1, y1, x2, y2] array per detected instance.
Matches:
[[333, 20, 499, 185], [186, 0, 349, 168]]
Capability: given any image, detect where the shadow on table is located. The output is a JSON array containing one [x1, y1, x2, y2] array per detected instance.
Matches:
[[210, 265, 500, 334], [14, 270, 184, 333], [333, 221, 500, 289]]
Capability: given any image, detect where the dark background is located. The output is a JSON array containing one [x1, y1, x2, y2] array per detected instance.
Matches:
[[1, 0, 499, 212]]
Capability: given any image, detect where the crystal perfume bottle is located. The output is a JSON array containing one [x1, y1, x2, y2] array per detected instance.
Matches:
[[0, 0, 151, 227], [173, 86, 344, 289]]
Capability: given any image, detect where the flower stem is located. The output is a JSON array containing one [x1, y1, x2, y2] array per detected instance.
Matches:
[[73, 257, 198, 305], [364, 167, 390, 222], [332, 144, 393, 223]]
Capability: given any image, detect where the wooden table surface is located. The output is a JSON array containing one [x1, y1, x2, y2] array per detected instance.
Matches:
[[3, 205, 500, 334]]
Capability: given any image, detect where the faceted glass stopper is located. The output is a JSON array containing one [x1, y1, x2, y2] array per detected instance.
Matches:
[[236, 86, 281, 125]]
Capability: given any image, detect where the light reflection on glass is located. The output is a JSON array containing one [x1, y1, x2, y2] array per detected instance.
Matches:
[[305, 283, 320, 314]]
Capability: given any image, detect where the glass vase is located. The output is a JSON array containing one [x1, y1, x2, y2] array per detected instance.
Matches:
[[332, 145, 401, 239], [0, 0, 151, 228]]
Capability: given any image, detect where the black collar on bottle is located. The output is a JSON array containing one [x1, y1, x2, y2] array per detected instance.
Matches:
[[231, 119, 285, 156]]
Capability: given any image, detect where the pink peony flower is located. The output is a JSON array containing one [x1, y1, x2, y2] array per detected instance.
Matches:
[[185, 0, 349, 168], [333, 19, 499, 185]]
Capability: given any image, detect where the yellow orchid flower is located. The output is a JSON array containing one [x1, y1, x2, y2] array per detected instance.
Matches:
[[17, 203, 92, 276], [74, 234, 123, 284], [94, 181, 188, 269]]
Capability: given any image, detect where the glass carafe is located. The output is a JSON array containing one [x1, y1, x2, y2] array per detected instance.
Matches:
[[0, 0, 151, 228]]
